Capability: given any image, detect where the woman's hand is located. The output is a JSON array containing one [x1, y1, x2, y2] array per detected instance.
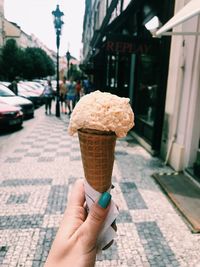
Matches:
[[44, 179, 111, 267]]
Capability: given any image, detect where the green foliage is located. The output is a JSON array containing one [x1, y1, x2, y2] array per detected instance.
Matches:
[[0, 39, 55, 81], [0, 39, 21, 81], [69, 64, 82, 81]]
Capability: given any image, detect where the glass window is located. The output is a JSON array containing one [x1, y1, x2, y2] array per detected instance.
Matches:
[[0, 85, 15, 96], [135, 54, 158, 127]]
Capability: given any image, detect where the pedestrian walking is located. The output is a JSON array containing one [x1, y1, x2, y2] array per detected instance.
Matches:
[[42, 80, 54, 115], [66, 77, 76, 115], [8, 78, 18, 95], [83, 77, 93, 95], [59, 76, 68, 114], [75, 79, 82, 103]]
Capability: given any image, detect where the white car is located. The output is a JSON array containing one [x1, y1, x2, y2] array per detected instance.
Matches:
[[0, 84, 34, 118]]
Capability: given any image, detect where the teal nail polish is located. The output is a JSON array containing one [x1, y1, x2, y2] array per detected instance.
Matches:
[[98, 192, 111, 209]]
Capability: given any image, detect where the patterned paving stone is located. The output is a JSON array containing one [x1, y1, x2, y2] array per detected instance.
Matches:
[[119, 182, 148, 210], [45, 185, 68, 214], [70, 155, 81, 161], [37, 157, 55, 162], [0, 178, 52, 187], [117, 210, 132, 223], [31, 145, 43, 149], [135, 221, 179, 267], [14, 149, 29, 153], [21, 141, 33, 145], [4, 157, 22, 163], [0, 246, 8, 265], [43, 148, 56, 152], [32, 227, 57, 267], [6, 193, 30, 204], [56, 152, 69, 157], [0, 107, 200, 266], [0, 215, 43, 229], [97, 241, 119, 261], [24, 153, 41, 157]]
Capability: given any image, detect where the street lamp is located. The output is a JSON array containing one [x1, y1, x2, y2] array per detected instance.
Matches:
[[66, 51, 71, 79], [52, 5, 64, 117]]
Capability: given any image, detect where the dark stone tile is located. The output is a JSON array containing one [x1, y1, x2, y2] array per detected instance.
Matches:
[[27, 135, 38, 138], [32, 227, 58, 266], [47, 141, 58, 145], [97, 241, 118, 261], [14, 149, 29, 153], [68, 176, 80, 185], [0, 246, 8, 265], [37, 139, 46, 142], [120, 182, 147, 210], [4, 157, 21, 163], [0, 214, 43, 229], [24, 153, 41, 157], [59, 144, 70, 148], [50, 135, 61, 139], [45, 185, 68, 214], [6, 193, 30, 204], [136, 221, 179, 267], [56, 152, 69, 157], [32, 260, 41, 267], [43, 149, 55, 152], [31, 145, 43, 149], [21, 141, 33, 145], [70, 156, 81, 161], [37, 157, 55, 162], [71, 147, 80, 152], [116, 154, 148, 178], [0, 178, 52, 187], [117, 210, 132, 223]]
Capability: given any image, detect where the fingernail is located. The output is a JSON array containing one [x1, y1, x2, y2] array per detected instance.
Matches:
[[98, 192, 111, 209]]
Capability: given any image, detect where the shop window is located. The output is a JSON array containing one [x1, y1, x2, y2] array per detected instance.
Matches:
[[136, 54, 158, 124]]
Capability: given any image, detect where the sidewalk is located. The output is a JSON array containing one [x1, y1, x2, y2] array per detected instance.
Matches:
[[0, 105, 200, 267]]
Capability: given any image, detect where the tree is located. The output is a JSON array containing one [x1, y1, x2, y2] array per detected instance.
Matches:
[[0, 39, 23, 81], [0, 39, 55, 81], [23, 47, 55, 80]]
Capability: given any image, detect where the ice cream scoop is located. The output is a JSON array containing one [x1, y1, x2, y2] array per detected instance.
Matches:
[[68, 90, 134, 138]]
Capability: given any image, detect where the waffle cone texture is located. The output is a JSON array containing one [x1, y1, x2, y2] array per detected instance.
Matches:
[[78, 129, 116, 193]]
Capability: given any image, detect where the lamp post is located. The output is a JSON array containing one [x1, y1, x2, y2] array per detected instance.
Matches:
[[52, 5, 64, 117], [66, 51, 71, 80]]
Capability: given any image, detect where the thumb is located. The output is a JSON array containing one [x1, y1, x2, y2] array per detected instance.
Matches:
[[84, 192, 111, 241]]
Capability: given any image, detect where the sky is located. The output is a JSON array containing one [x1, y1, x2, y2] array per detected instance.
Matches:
[[4, 0, 85, 60]]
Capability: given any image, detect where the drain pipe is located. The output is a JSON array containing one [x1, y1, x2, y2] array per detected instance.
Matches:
[[164, 39, 185, 165]]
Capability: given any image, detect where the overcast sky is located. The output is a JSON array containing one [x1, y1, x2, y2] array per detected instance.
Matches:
[[4, 0, 85, 60]]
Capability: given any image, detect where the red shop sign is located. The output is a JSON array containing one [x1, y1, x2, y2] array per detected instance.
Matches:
[[105, 40, 151, 54]]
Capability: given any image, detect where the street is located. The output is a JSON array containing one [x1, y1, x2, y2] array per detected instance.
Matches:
[[0, 105, 200, 267]]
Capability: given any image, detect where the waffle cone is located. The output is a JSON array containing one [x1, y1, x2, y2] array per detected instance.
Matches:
[[78, 128, 116, 193]]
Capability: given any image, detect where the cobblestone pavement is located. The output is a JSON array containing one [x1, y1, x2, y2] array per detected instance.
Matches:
[[0, 106, 200, 267]]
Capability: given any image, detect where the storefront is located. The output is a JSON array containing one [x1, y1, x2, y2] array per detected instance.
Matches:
[[89, 0, 175, 154], [155, 0, 200, 181]]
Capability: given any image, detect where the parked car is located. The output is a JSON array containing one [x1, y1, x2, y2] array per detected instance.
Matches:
[[0, 82, 43, 108], [0, 84, 34, 119], [0, 102, 23, 130], [17, 83, 43, 108], [19, 81, 44, 95]]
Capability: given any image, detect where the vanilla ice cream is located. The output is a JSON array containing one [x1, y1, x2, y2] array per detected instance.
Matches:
[[68, 90, 134, 138]]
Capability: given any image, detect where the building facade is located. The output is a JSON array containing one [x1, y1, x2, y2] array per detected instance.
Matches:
[[160, 0, 200, 181], [82, 0, 174, 151], [82, 0, 200, 182], [0, 0, 55, 62]]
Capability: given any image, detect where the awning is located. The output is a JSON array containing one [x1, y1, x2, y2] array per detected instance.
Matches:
[[155, 0, 200, 37]]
